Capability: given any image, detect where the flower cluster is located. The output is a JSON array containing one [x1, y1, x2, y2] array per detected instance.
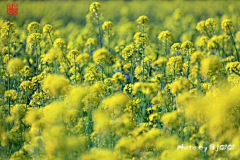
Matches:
[[0, 1, 240, 160]]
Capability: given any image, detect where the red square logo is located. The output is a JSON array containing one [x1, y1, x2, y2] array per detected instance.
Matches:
[[7, 3, 18, 15]]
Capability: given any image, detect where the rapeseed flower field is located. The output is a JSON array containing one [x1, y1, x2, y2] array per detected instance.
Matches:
[[0, 0, 240, 159]]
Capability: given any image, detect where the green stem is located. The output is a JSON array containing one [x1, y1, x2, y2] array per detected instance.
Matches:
[[141, 45, 145, 82], [96, 12, 102, 48], [38, 43, 42, 73], [7, 30, 11, 90], [131, 59, 134, 84], [35, 44, 38, 75], [108, 28, 110, 50], [74, 55, 77, 85], [203, 26, 211, 38], [197, 62, 201, 92], [48, 32, 54, 47], [186, 51, 190, 78], [227, 25, 239, 61], [88, 45, 91, 54], [8, 97, 10, 115], [101, 65, 103, 81]]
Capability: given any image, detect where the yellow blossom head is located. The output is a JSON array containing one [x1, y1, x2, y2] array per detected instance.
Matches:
[[201, 55, 222, 76], [53, 38, 66, 50], [7, 58, 24, 75], [221, 19, 235, 33], [27, 21, 40, 33], [89, 2, 101, 14], [158, 30, 173, 42], [93, 48, 112, 65], [43, 24, 54, 35], [136, 15, 149, 25], [42, 74, 71, 96], [102, 21, 114, 31]]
